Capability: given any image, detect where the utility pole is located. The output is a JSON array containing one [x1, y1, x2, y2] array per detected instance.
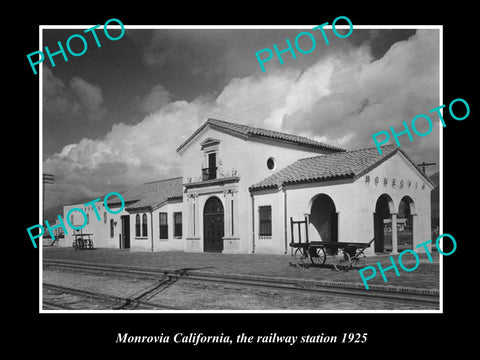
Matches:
[[417, 162, 436, 174], [42, 173, 55, 224], [42, 173, 55, 245]]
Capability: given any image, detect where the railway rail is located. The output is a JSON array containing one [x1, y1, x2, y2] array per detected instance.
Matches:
[[43, 282, 183, 310], [43, 259, 439, 308]]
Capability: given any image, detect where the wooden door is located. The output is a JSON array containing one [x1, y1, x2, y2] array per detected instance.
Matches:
[[203, 197, 224, 252], [373, 212, 384, 252], [121, 215, 130, 249]]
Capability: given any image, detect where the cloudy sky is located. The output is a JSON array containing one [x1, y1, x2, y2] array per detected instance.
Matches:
[[42, 26, 440, 210]]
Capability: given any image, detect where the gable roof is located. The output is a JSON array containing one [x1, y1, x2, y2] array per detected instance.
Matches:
[[249, 145, 435, 191], [108, 177, 183, 211], [176, 118, 346, 153]]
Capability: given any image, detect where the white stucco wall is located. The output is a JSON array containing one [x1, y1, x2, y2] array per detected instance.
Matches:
[[58, 127, 434, 258], [129, 211, 151, 251], [60, 202, 125, 249], [178, 125, 337, 254], [353, 151, 434, 254], [128, 200, 184, 252], [251, 189, 286, 255], [153, 201, 184, 252], [279, 179, 356, 254], [251, 151, 434, 256]]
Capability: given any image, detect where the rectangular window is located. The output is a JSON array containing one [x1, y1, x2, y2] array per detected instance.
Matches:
[[174, 212, 182, 237], [159, 212, 168, 239], [259, 205, 272, 236]]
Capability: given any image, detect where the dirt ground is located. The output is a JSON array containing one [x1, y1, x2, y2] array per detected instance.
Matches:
[[42, 267, 435, 311], [43, 246, 440, 290]]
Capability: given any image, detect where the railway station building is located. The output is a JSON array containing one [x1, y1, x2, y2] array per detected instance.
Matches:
[[61, 118, 435, 256]]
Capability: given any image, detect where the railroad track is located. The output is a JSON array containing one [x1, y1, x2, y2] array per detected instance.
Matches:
[[43, 282, 183, 310], [43, 259, 439, 308]]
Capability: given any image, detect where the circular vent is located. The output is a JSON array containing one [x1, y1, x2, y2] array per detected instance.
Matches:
[[267, 157, 276, 171]]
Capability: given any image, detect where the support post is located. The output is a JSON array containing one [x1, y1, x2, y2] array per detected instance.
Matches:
[[290, 217, 295, 244], [304, 215, 309, 244], [391, 213, 398, 254]]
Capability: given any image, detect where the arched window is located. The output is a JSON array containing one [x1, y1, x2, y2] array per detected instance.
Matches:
[[135, 214, 141, 237], [142, 213, 148, 237]]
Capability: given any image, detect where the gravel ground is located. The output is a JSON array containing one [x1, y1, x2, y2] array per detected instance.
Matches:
[[42, 267, 436, 311], [43, 247, 440, 290]]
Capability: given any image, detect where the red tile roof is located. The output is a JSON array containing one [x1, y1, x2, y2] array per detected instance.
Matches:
[[108, 177, 183, 211], [249, 145, 433, 190], [176, 118, 346, 153]]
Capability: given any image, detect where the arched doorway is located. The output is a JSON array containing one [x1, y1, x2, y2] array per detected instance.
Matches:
[[309, 194, 338, 244], [373, 194, 394, 253], [203, 196, 224, 253], [398, 196, 415, 251]]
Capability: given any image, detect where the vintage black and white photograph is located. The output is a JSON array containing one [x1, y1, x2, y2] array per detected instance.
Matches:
[[39, 25, 442, 312]]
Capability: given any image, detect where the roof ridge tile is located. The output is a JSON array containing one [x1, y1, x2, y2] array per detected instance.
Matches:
[[177, 118, 346, 153], [249, 145, 400, 191]]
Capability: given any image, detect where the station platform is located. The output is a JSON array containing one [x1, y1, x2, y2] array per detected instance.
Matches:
[[42, 246, 440, 291]]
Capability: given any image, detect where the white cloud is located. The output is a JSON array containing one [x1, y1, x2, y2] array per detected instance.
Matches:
[[43, 67, 106, 123], [43, 96, 212, 206], [44, 29, 440, 208], [69, 77, 106, 121], [282, 29, 440, 154], [138, 84, 172, 114], [211, 70, 300, 129]]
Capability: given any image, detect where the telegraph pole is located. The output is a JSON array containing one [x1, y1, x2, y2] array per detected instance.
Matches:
[[417, 162, 436, 174], [42, 173, 55, 223]]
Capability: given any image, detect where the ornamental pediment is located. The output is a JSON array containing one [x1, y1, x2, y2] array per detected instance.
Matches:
[[200, 137, 221, 150]]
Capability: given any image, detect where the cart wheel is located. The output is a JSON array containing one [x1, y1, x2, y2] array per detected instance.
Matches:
[[294, 248, 309, 268], [309, 247, 326, 266], [351, 253, 366, 270], [333, 251, 351, 272]]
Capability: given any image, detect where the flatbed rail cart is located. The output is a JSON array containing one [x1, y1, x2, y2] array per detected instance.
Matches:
[[289, 216, 374, 271], [72, 233, 94, 250]]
